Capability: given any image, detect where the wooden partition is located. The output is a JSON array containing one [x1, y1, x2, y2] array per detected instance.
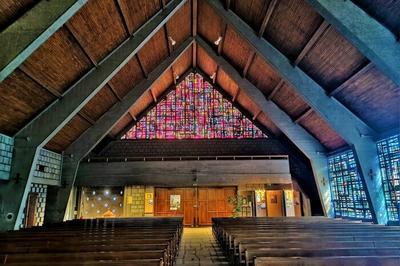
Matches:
[[154, 187, 235, 226]]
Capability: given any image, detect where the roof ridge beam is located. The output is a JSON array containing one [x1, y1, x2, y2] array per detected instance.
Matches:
[[0, 0, 88, 82], [0, 0, 187, 231], [207, 0, 387, 224], [305, 0, 400, 87], [44, 37, 194, 224], [196, 35, 333, 217]]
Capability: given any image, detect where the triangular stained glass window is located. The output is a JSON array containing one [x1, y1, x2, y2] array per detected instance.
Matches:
[[122, 73, 267, 139]]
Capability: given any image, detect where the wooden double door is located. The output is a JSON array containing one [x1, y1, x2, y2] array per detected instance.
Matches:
[[154, 187, 236, 226]]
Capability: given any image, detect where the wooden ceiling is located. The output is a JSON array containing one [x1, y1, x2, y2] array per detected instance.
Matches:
[[0, 0, 398, 154]]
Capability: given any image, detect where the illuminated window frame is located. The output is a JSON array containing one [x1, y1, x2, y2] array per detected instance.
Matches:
[[328, 150, 372, 221], [122, 73, 267, 140], [377, 134, 400, 223]]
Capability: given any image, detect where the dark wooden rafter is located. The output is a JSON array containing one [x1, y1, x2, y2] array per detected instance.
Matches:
[[294, 108, 313, 124], [108, 83, 123, 101], [171, 66, 178, 84], [136, 54, 148, 78], [78, 113, 95, 125], [164, 24, 174, 55], [150, 88, 158, 102], [18, 67, 62, 98], [329, 62, 374, 97], [192, 0, 198, 67], [232, 86, 240, 102], [258, 0, 278, 37], [294, 20, 330, 65], [161, 0, 167, 9], [218, 24, 228, 55], [65, 23, 98, 67], [115, 0, 131, 35], [267, 79, 284, 100], [225, 0, 231, 10], [252, 110, 262, 121], [243, 51, 256, 78]]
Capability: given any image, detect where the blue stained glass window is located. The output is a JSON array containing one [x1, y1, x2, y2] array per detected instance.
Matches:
[[122, 73, 267, 140], [328, 150, 372, 220], [377, 134, 400, 222]]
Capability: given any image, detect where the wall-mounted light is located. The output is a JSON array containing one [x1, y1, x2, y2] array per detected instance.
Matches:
[[175, 75, 179, 80], [168, 36, 176, 46], [214, 36, 222, 46], [210, 72, 216, 80]]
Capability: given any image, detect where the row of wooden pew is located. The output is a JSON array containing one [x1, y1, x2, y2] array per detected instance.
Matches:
[[212, 216, 400, 266], [1, 217, 183, 265]]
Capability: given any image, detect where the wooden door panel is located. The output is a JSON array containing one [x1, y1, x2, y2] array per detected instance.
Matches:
[[293, 190, 302, 217], [266, 190, 283, 217]]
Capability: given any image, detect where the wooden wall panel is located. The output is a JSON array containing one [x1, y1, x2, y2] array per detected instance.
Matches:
[[198, 0, 224, 44], [20, 27, 93, 95], [299, 27, 368, 90], [264, 0, 323, 61], [216, 69, 238, 97], [109, 114, 133, 137], [166, 1, 191, 47], [173, 49, 192, 78], [222, 26, 253, 73], [257, 112, 281, 136], [0, 70, 55, 135], [79, 85, 118, 122], [150, 69, 173, 100], [45, 115, 91, 152], [137, 28, 169, 74], [0, 0, 38, 30], [273, 83, 309, 119], [247, 55, 280, 96], [67, 0, 128, 63], [335, 66, 400, 132], [118, 0, 161, 34], [231, 0, 270, 31], [197, 46, 218, 77], [109, 56, 144, 98], [300, 111, 347, 150], [198, 187, 235, 225]]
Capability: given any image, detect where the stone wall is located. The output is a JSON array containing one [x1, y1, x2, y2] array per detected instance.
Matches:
[[123, 186, 154, 217]]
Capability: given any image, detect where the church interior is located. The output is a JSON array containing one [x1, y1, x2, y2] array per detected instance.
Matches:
[[0, 0, 399, 265]]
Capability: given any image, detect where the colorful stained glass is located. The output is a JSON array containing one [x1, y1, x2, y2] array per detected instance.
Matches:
[[122, 73, 267, 139], [328, 150, 372, 220], [377, 134, 400, 223]]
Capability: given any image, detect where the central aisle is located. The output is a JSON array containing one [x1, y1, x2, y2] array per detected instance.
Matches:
[[176, 227, 230, 265]]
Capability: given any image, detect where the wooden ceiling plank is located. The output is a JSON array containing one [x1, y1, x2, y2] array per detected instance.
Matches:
[[78, 112, 95, 125], [243, 51, 255, 78], [192, 0, 197, 36], [0, 0, 88, 82], [258, 0, 278, 37], [329, 62, 374, 97], [136, 54, 148, 78], [107, 82, 123, 101], [1, 0, 188, 230], [306, 0, 400, 87], [267, 79, 284, 100], [294, 108, 313, 124], [294, 20, 330, 65], [115, 0, 131, 36], [65, 23, 98, 67], [207, 0, 385, 224], [18, 67, 62, 98], [196, 35, 332, 217]]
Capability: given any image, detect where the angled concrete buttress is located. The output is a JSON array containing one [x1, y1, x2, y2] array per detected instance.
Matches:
[[0, 0, 188, 231], [207, 0, 387, 224], [44, 38, 194, 224], [197, 36, 333, 217], [0, 0, 88, 82], [305, 0, 400, 87]]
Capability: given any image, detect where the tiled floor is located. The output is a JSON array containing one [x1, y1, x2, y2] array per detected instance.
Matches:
[[176, 227, 230, 266]]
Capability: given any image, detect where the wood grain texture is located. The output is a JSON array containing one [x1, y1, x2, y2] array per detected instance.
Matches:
[[198, 0, 224, 45], [109, 113, 133, 137], [109, 56, 145, 98], [264, 0, 323, 61], [246, 54, 280, 95], [173, 48, 192, 78], [300, 111, 347, 150], [66, 0, 128, 63], [79, 84, 118, 122], [216, 68, 238, 97], [118, 0, 161, 34], [257, 112, 281, 136], [45, 115, 91, 152], [231, 0, 270, 31], [129, 90, 154, 117], [150, 69, 173, 99], [0, 0, 38, 30], [236, 89, 261, 117], [166, 1, 191, 47], [222, 26, 253, 73], [137, 28, 169, 74], [20, 27, 93, 95], [272, 83, 309, 119], [299, 26, 369, 90], [335, 65, 400, 132], [0, 69, 55, 135], [197, 46, 218, 77]]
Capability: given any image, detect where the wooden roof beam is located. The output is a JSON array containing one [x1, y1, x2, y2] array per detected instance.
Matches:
[[267, 79, 284, 100], [0, 0, 188, 231], [294, 20, 330, 66], [258, 0, 278, 37], [243, 51, 255, 78], [207, 0, 386, 224], [0, 0, 88, 82], [196, 35, 332, 218], [192, 0, 198, 67], [294, 108, 313, 124], [45, 37, 194, 224], [305, 0, 400, 87]]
